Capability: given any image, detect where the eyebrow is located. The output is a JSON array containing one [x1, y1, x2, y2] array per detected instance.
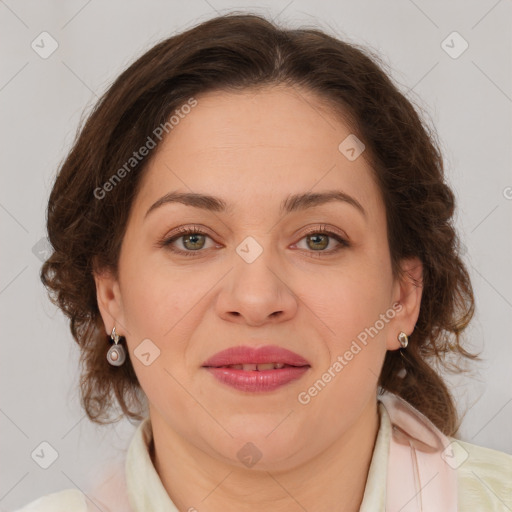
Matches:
[[144, 190, 366, 219]]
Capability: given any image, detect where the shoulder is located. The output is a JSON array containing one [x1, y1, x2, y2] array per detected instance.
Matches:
[[12, 489, 87, 512], [452, 438, 512, 510]]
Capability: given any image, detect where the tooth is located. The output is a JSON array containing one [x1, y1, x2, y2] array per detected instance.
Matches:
[[230, 364, 243, 370], [274, 363, 285, 369], [257, 363, 275, 371], [242, 364, 258, 371]]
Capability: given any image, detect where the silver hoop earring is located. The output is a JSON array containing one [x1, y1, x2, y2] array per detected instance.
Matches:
[[107, 326, 126, 366], [398, 331, 409, 349]]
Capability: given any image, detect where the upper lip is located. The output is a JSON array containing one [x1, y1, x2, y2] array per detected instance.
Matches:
[[202, 345, 310, 367]]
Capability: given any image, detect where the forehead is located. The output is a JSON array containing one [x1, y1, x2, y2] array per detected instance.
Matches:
[[133, 86, 382, 219]]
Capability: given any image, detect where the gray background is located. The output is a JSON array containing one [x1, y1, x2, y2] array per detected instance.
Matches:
[[1, 0, 511, 509]]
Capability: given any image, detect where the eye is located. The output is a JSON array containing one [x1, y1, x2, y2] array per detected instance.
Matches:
[[158, 226, 218, 256], [293, 225, 349, 257], [158, 224, 350, 258]]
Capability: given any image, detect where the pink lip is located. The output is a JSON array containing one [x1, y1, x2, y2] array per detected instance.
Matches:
[[202, 345, 310, 367], [202, 345, 310, 392]]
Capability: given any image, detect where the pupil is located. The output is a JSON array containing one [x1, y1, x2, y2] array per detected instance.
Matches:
[[184, 234, 204, 250], [308, 234, 328, 250]]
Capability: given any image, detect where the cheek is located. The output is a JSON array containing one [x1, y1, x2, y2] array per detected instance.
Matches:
[[306, 254, 394, 343], [299, 274, 391, 424], [119, 246, 203, 337], [118, 254, 217, 392], [118, 258, 202, 416], [301, 248, 393, 407]]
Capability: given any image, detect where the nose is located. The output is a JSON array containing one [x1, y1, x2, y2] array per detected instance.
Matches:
[[215, 239, 298, 327]]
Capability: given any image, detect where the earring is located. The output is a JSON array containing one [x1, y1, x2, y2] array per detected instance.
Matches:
[[107, 326, 126, 366], [397, 331, 409, 379], [398, 331, 409, 349]]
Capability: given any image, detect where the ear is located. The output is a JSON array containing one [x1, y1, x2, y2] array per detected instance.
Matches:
[[92, 264, 127, 337], [386, 257, 423, 351]]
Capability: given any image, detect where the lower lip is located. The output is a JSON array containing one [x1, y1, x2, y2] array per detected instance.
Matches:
[[204, 366, 310, 392]]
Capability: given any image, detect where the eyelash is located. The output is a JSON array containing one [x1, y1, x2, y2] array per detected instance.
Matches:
[[158, 225, 350, 258]]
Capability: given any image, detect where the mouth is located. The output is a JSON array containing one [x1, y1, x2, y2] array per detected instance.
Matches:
[[213, 362, 295, 370], [202, 345, 311, 368], [202, 345, 311, 392]]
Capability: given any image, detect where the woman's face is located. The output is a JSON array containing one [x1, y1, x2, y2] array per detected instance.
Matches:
[[95, 85, 421, 470]]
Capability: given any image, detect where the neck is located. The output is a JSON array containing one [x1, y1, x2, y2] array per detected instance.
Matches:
[[150, 399, 380, 512]]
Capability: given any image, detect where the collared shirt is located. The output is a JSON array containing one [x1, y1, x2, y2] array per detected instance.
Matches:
[[14, 401, 512, 511]]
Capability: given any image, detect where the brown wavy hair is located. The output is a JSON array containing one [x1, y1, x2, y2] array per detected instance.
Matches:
[[41, 13, 476, 434]]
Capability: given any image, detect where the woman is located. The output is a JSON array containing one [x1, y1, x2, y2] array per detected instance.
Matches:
[[16, 13, 511, 512]]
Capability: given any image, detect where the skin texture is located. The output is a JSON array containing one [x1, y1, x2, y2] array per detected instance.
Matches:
[[94, 85, 423, 512]]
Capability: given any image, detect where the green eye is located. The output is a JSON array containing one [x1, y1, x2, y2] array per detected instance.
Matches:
[[294, 226, 349, 256], [306, 233, 330, 250], [181, 233, 207, 251], [159, 225, 349, 258], [160, 227, 215, 257]]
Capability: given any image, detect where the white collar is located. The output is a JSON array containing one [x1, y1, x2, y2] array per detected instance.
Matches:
[[123, 402, 392, 511], [89, 394, 456, 511]]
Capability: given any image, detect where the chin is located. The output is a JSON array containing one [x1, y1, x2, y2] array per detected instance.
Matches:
[[205, 419, 311, 471]]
